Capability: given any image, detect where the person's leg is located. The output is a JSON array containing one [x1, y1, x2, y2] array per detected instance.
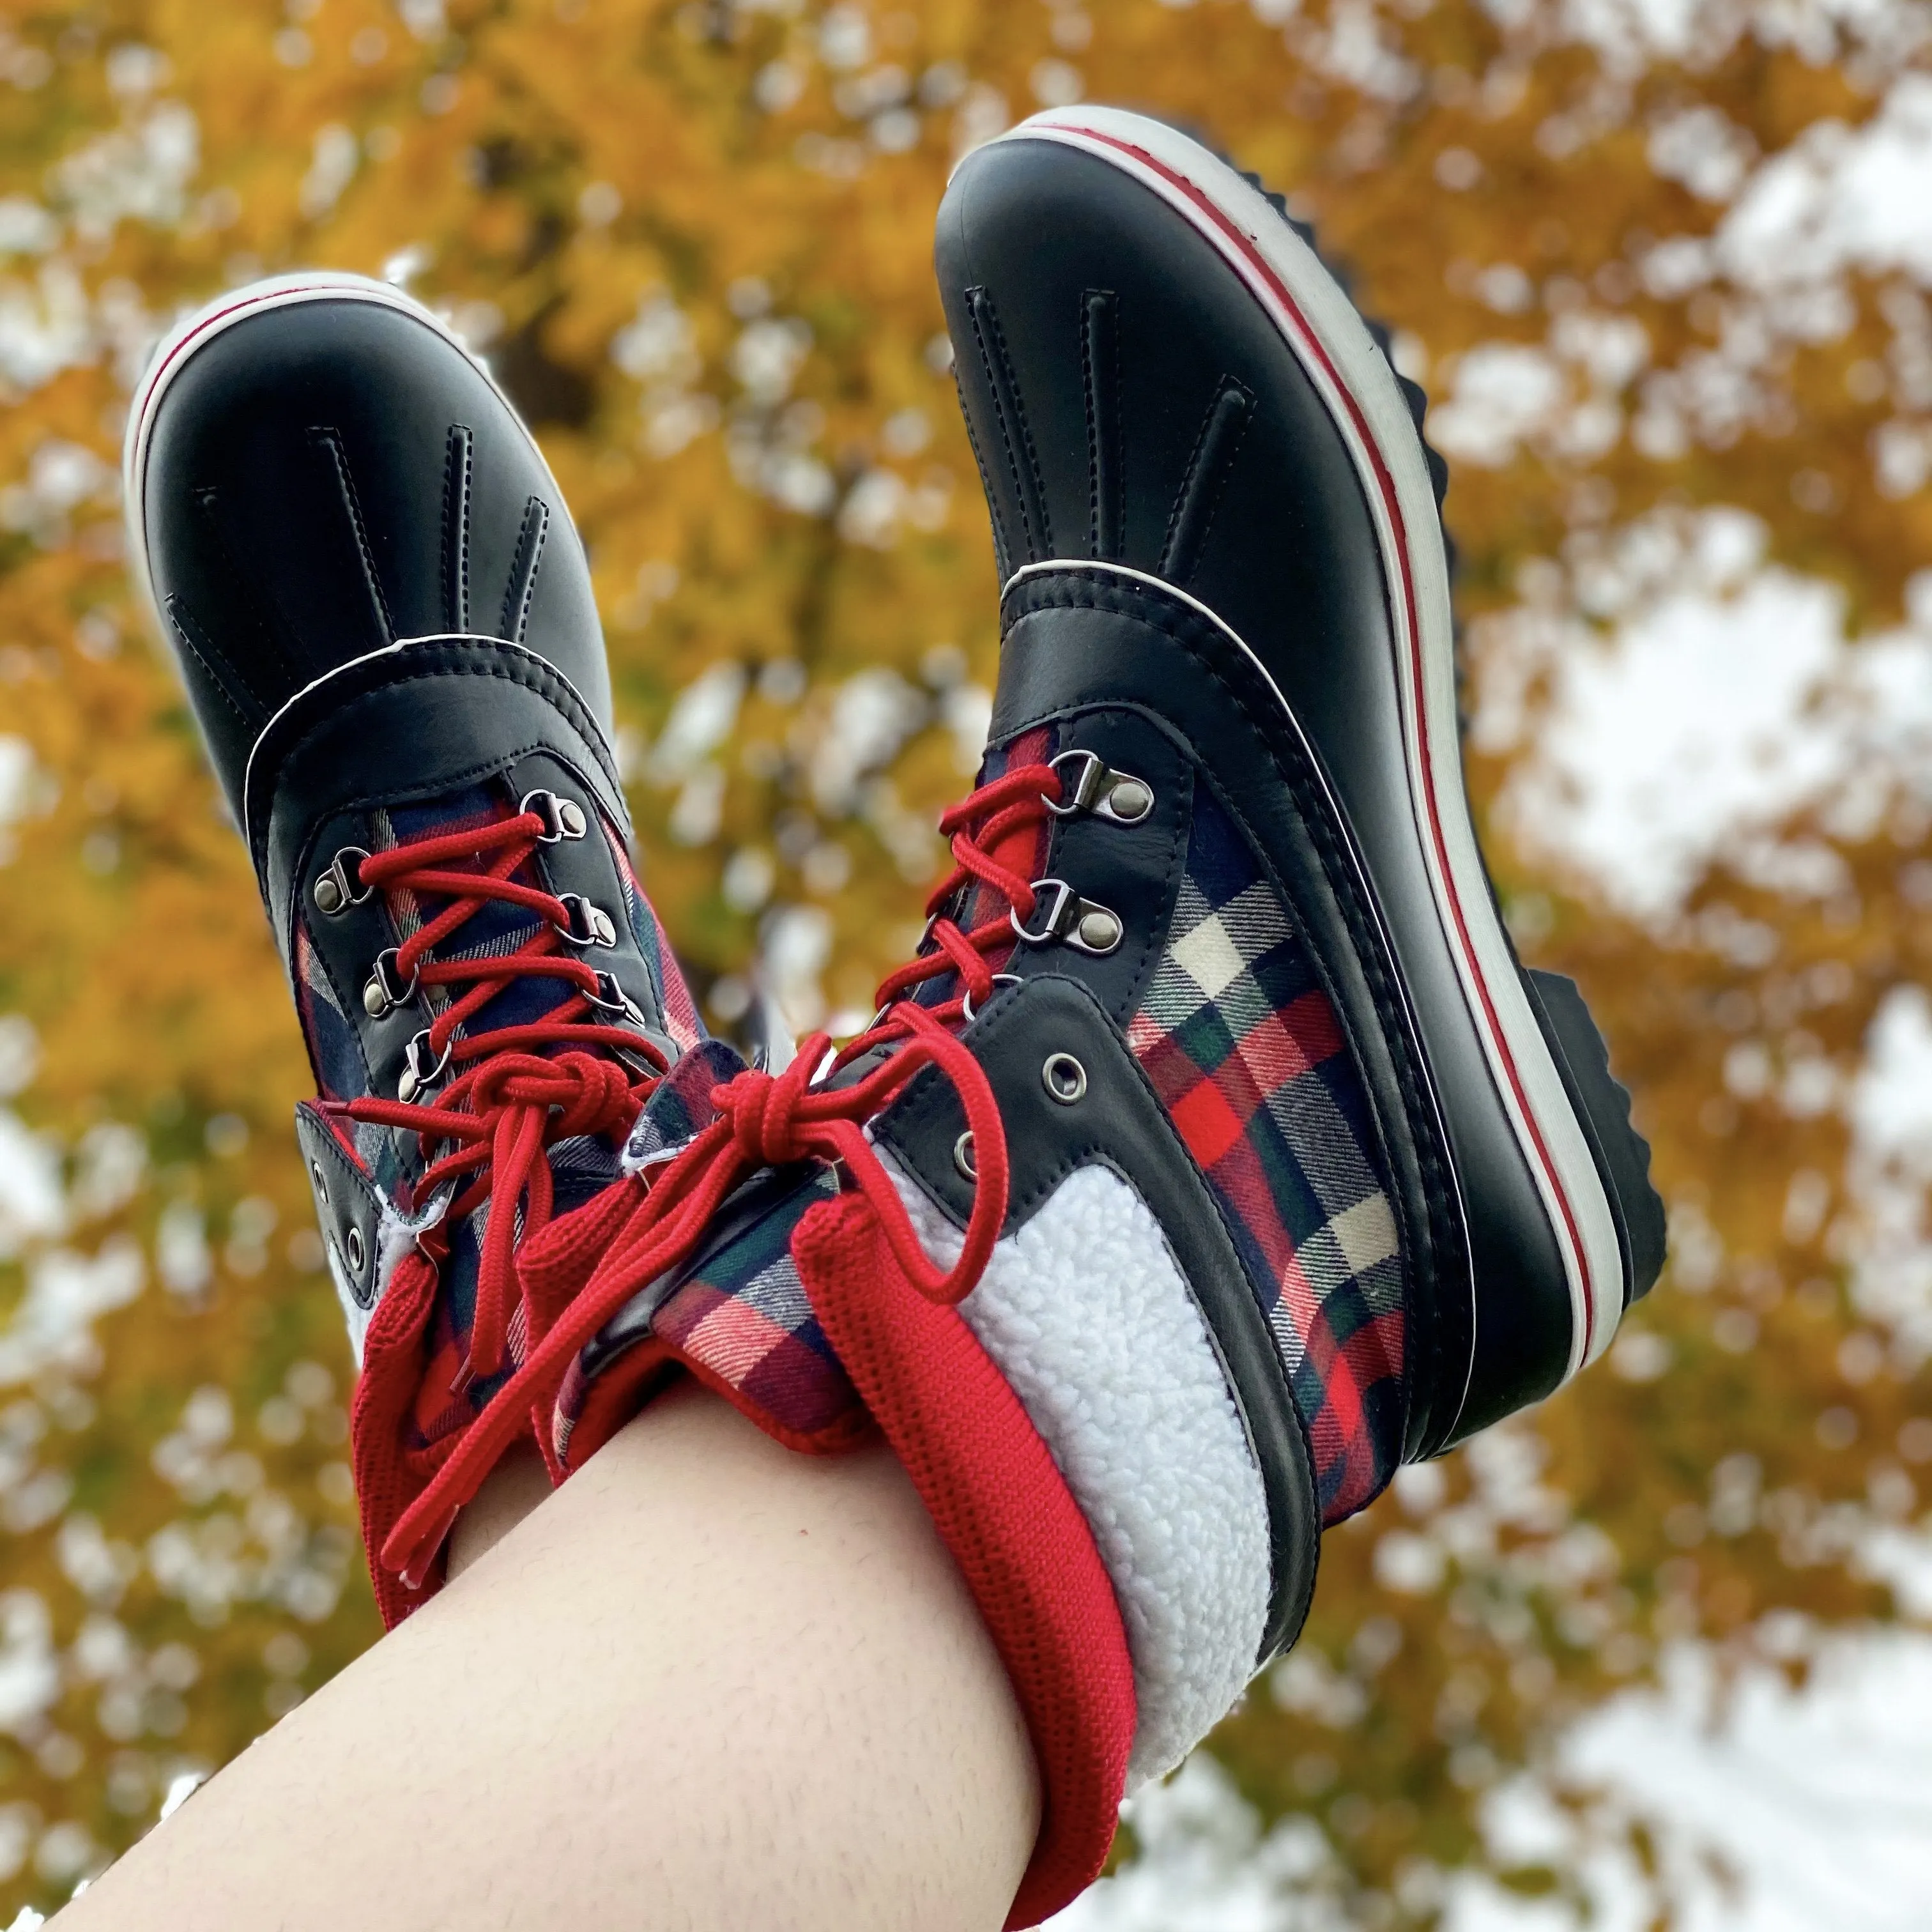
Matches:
[[57, 1382, 1040, 1932]]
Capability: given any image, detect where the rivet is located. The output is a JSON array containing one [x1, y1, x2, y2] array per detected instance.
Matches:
[[1107, 776, 1153, 822], [345, 1225, 365, 1275], [309, 1161, 329, 1206], [313, 873, 344, 915], [362, 979, 388, 1018], [953, 1130, 977, 1182], [1077, 908, 1123, 953], [1042, 1052, 1087, 1105], [558, 799, 588, 838]]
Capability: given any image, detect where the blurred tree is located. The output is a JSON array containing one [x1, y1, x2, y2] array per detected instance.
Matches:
[[0, 0, 1926, 1921]]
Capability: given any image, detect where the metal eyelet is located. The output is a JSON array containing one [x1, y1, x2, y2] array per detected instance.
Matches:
[[1009, 879, 1124, 957], [312, 847, 372, 916], [309, 1161, 330, 1206], [397, 1029, 452, 1103], [1045, 749, 1154, 825], [362, 947, 419, 1018], [344, 1225, 366, 1276], [554, 893, 618, 949], [1042, 1052, 1087, 1105], [953, 1131, 977, 1182], [585, 970, 645, 1023], [959, 972, 1022, 1025], [521, 789, 589, 843]]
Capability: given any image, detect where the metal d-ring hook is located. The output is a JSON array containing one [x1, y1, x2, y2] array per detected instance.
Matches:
[[313, 847, 373, 916], [362, 947, 420, 1018], [1045, 749, 1154, 825], [397, 1028, 452, 1103], [1009, 879, 1124, 958], [960, 972, 1022, 1025], [554, 893, 618, 948], [520, 789, 589, 843]]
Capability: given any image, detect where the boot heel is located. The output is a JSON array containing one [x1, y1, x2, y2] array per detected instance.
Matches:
[[1521, 968, 1666, 1314]]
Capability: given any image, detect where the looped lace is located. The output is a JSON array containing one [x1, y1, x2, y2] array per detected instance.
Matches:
[[374, 762, 1067, 1586], [719, 1061, 811, 1169], [343, 806, 666, 1389]]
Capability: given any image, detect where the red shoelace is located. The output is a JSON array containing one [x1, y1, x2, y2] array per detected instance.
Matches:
[[376, 761, 1066, 1587], [342, 806, 669, 1389]]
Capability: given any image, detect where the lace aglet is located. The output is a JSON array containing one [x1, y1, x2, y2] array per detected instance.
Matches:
[[395, 1503, 463, 1591]]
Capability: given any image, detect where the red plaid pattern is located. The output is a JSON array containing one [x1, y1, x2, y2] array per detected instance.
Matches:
[[1126, 785, 1404, 1522]]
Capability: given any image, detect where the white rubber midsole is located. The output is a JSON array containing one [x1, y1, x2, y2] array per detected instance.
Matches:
[[999, 107, 1625, 1388]]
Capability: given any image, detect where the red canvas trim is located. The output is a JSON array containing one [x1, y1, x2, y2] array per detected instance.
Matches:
[[794, 1192, 1136, 1929]]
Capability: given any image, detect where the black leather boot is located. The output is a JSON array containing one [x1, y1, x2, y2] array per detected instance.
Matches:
[[126, 273, 704, 1620]]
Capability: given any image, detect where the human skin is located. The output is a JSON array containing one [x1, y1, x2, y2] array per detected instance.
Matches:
[[57, 1381, 1041, 1932]]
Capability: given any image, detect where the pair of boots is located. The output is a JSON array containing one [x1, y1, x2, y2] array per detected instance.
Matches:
[[128, 109, 1663, 1927]]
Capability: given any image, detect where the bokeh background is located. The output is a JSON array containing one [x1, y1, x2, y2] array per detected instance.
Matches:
[[1, 1, 1929, 1924]]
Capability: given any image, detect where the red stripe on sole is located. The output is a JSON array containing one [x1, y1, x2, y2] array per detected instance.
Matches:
[[1050, 121, 1597, 1346]]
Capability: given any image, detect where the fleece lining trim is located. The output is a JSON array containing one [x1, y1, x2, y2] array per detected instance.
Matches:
[[882, 1151, 1272, 1784]]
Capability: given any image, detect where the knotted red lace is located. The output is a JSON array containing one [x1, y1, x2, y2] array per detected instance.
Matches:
[[377, 761, 1066, 1586], [342, 807, 668, 1386]]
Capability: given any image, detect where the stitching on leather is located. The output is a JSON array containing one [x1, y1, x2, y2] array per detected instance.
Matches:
[[459, 433, 474, 627], [1108, 296, 1126, 560], [1080, 290, 1113, 561], [252, 647, 625, 871], [953, 372, 1010, 584], [999, 567, 1462, 1449], [967, 293, 1031, 560], [309, 426, 395, 643], [1173, 381, 1254, 582], [1080, 295, 1098, 558], [1159, 378, 1255, 584], [441, 424, 472, 634], [164, 595, 263, 730], [191, 486, 303, 691], [967, 288, 1052, 560], [501, 496, 549, 645]]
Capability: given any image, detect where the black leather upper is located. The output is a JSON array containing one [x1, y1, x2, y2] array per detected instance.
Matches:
[[253, 634, 680, 1108], [140, 293, 613, 820], [938, 135, 1608, 1448], [979, 571, 1474, 1457], [138, 291, 678, 1123]]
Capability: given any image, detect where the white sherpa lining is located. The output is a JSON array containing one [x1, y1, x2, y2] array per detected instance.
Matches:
[[881, 1152, 1273, 1787], [344, 1189, 449, 1370], [326, 1236, 372, 1368]]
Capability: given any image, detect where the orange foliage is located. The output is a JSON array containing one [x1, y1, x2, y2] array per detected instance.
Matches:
[[0, 0, 1923, 1921]]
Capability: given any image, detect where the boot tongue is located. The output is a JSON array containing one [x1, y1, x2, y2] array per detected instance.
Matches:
[[379, 785, 577, 1049]]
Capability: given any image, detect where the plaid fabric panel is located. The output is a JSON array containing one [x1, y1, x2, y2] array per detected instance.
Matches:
[[1125, 786, 1404, 1524], [293, 916, 363, 1104], [623, 1039, 746, 1169], [649, 1168, 856, 1439], [599, 812, 705, 1054], [293, 923, 420, 1190]]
